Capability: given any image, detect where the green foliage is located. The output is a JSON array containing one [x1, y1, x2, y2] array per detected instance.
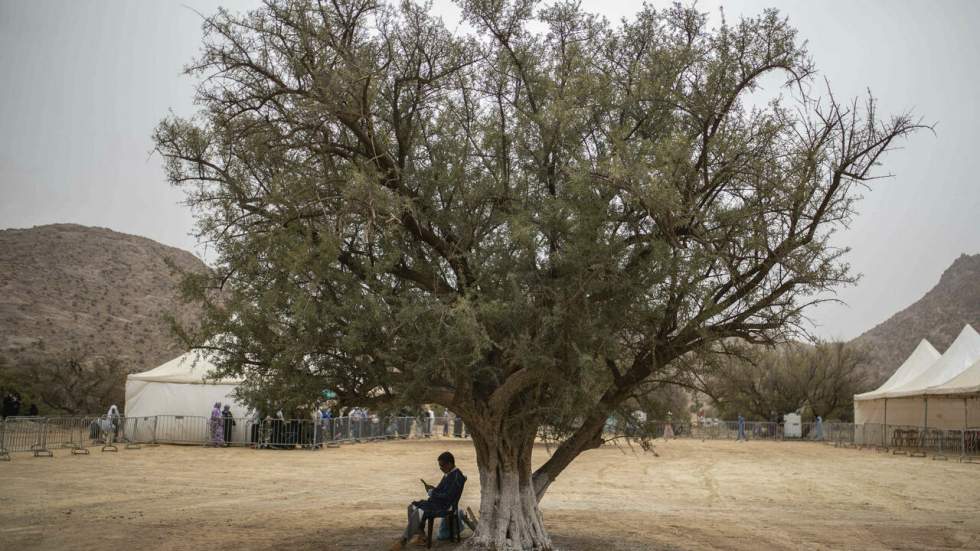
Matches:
[[0, 349, 126, 415], [155, 0, 919, 482], [702, 341, 871, 421]]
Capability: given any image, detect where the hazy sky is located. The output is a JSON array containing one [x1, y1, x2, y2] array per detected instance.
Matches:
[[2, 0, 978, 341]]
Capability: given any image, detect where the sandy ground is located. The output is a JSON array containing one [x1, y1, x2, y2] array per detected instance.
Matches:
[[0, 438, 978, 551]]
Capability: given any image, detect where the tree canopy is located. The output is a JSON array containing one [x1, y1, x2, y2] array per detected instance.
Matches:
[[699, 341, 871, 422], [156, 1, 920, 547]]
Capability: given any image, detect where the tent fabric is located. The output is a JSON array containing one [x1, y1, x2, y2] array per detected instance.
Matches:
[[126, 351, 243, 384], [853, 325, 980, 428], [854, 339, 940, 401], [927, 357, 980, 396], [882, 325, 980, 398], [124, 351, 247, 421], [867, 395, 969, 427], [853, 397, 885, 425], [854, 395, 980, 432], [125, 379, 245, 419]]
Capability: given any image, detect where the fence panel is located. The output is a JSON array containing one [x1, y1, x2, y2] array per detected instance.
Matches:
[[825, 422, 855, 446], [45, 416, 94, 454], [0, 419, 8, 461], [152, 415, 209, 445], [117, 416, 153, 448], [331, 417, 351, 443], [249, 418, 316, 449], [12, 415, 977, 462], [1, 417, 53, 457]]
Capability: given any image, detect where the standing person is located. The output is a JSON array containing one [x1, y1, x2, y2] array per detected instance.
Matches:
[[453, 412, 463, 438], [350, 407, 362, 441], [737, 414, 746, 442], [442, 410, 451, 437], [248, 407, 262, 446], [814, 415, 824, 441], [1, 389, 12, 418], [326, 406, 335, 441], [100, 405, 122, 445], [319, 404, 333, 442], [221, 405, 235, 445], [663, 411, 675, 439], [107, 404, 121, 439], [631, 409, 647, 437], [425, 406, 435, 438], [28, 403, 38, 416], [210, 402, 224, 447]]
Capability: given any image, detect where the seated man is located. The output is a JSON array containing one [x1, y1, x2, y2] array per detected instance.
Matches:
[[391, 451, 465, 550]]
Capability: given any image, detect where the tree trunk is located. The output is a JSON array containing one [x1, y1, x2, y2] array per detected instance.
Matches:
[[469, 428, 553, 550]]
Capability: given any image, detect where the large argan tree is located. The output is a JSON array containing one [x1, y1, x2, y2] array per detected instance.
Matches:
[[155, 1, 919, 548]]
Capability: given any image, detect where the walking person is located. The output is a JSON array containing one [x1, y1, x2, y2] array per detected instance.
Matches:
[[737, 414, 746, 442], [210, 402, 224, 446]]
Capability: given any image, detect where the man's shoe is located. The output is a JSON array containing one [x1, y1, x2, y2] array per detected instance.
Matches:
[[389, 539, 406, 551]]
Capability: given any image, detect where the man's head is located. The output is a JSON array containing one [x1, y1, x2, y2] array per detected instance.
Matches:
[[437, 451, 455, 473]]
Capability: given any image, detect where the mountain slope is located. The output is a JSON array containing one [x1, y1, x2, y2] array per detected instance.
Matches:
[[851, 253, 980, 385], [0, 224, 206, 372]]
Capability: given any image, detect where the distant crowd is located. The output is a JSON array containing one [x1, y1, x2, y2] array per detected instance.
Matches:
[[1, 388, 39, 419], [204, 402, 470, 447]]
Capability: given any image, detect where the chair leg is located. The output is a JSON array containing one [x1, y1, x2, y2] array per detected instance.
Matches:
[[426, 517, 434, 549]]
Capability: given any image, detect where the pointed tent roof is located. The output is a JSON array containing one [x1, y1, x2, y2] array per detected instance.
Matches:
[[127, 351, 244, 385], [854, 339, 941, 401], [926, 356, 980, 396], [883, 324, 980, 398]]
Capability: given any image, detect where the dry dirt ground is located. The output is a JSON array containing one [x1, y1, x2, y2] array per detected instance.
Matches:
[[1, 438, 978, 550]]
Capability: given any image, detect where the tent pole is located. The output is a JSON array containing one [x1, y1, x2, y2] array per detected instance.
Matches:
[[883, 398, 888, 448], [922, 396, 928, 451], [964, 397, 968, 459]]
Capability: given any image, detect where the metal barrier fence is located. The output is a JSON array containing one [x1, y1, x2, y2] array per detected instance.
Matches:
[[1, 417, 53, 457], [3, 414, 979, 462], [143, 415, 429, 448], [45, 416, 94, 455], [0, 418, 8, 461], [601, 419, 980, 460]]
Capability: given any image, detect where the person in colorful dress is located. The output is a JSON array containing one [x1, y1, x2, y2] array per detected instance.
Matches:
[[210, 402, 224, 446]]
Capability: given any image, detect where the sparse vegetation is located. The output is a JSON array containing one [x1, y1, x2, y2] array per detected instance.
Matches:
[[851, 253, 980, 385], [698, 341, 870, 421], [0, 224, 209, 381]]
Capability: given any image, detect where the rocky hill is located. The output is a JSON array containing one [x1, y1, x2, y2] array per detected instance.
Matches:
[[851, 253, 980, 385], [0, 224, 207, 373]]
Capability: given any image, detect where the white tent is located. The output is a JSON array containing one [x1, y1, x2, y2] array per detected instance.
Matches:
[[854, 325, 980, 433], [855, 339, 940, 399], [923, 357, 980, 430], [853, 339, 940, 425], [929, 357, 980, 396], [125, 352, 248, 443], [884, 324, 980, 399]]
